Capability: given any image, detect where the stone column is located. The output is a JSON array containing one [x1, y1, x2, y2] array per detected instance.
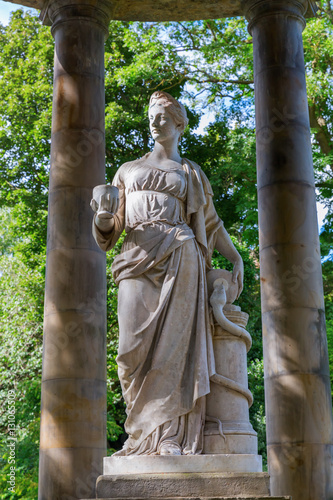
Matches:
[[242, 1, 333, 499], [38, 2, 111, 499]]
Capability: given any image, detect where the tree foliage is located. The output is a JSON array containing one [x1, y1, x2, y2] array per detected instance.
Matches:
[[303, 1, 333, 260], [0, 5, 332, 496], [0, 251, 44, 499]]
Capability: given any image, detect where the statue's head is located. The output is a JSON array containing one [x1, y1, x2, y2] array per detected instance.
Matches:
[[149, 91, 189, 137]]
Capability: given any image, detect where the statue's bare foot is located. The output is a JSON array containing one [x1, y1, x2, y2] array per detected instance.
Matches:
[[159, 442, 182, 455]]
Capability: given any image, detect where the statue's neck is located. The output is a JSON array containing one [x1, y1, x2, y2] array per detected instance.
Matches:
[[150, 141, 181, 164]]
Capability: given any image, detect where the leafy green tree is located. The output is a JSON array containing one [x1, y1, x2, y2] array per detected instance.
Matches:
[[303, 1, 333, 261], [0, 251, 44, 499], [0, 11, 53, 266]]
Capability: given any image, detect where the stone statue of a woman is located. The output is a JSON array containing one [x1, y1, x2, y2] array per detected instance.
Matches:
[[91, 91, 243, 456]]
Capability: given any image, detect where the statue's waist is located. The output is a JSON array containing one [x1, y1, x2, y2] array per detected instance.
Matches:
[[126, 189, 186, 203], [125, 190, 188, 231], [126, 219, 192, 234]]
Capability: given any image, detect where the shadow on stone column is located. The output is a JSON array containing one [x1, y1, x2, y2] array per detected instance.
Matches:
[[242, 0, 333, 499], [38, 2, 112, 499]]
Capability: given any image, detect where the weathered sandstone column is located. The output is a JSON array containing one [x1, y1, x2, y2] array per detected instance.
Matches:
[[38, 2, 111, 498], [243, 1, 333, 499]]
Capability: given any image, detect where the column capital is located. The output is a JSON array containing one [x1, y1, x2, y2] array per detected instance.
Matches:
[[40, 0, 113, 37], [242, 0, 317, 33]]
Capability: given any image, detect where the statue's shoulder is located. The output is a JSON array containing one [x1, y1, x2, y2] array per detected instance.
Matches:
[[113, 157, 144, 185], [122, 155, 147, 168], [183, 158, 213, 196], [183, 158, 207, 178], [117, 158, 140, 172]]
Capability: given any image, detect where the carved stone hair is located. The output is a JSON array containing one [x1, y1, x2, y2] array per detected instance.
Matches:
[[149, 91, 189, 135]]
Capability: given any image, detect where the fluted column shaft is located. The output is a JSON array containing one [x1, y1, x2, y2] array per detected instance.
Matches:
[[38, 2, 111, 498], [243, 1, 333, 499]]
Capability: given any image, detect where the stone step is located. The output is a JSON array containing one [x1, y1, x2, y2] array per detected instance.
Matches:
[[104, 454, 263, 475], [84, 497, 291, 500], [96, 472, 272, 499]]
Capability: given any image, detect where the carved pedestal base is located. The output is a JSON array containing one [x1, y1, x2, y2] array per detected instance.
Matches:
[[97, 470, 270, 498], [92, 497, 291, 500], [90, 455, 278, 499]]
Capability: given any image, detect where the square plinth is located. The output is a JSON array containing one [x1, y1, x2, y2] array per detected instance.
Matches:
[[104, 454, 263, 475]]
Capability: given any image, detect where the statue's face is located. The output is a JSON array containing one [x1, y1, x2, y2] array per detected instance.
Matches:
[[149, 103, 181, 144]]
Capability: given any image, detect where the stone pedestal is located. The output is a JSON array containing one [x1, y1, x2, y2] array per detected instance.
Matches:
[[103, 454, 263, 475], [92, 497, 290, 500], [94, 456, 271, 499], [97, 469, 270, 499]]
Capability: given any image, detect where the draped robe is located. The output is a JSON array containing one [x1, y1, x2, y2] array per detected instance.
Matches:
[[93, 155, 223, 455]]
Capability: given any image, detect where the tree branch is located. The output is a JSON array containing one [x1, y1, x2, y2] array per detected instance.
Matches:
[[315, 181, 333, 188], [308, 103, 332, 157], [176, 22, 200, 51]]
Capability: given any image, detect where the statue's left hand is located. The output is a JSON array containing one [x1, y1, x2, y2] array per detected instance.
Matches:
[[91, 185, 119, 219], [232, 258, 244, 299]]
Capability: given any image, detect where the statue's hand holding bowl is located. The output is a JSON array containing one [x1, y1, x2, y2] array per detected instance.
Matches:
[[90, 185, 119, 219]]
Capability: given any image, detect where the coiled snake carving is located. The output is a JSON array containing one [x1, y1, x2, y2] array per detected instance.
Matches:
[[209, 277, 253, 407]]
